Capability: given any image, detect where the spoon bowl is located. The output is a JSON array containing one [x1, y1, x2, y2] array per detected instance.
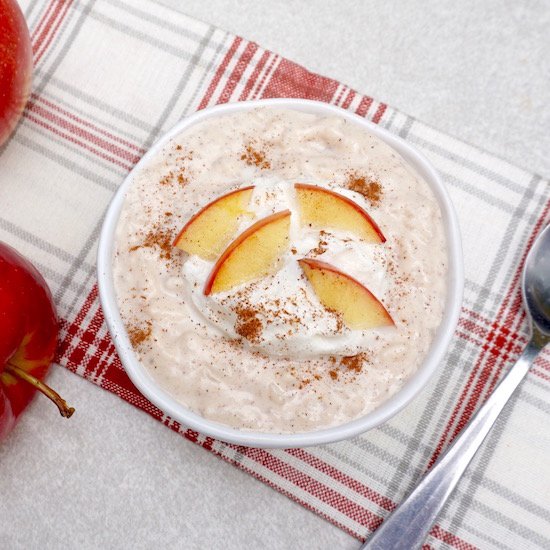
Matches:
[[523, 224, 550, 338]]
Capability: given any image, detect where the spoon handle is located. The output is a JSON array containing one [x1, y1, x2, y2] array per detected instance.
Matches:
[[361, 337, 543, 550]]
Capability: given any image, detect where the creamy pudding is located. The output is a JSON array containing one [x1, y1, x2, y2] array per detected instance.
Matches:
[[113, 107, 447, 433]]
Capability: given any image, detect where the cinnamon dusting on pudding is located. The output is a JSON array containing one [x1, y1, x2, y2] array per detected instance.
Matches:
[[159, 172, 173, 185], [160, 149, 193, 186], [234, 305, 263, 343], [310, 231, 329, 256], [227, 285, 309, 344], [241, 144, 271, 169], [128, 321, 152, 347], [340, 352, 369, 372], [346, 172, 382, 206], [326, 307, 344, 332], [129, 224, 175, 261]]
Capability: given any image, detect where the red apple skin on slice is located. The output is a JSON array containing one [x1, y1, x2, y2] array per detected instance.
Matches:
[[173, 186, 254, 260], [294, 183, 385, 243], [298, 258, 394, 330], [204, 210, 291, 295]]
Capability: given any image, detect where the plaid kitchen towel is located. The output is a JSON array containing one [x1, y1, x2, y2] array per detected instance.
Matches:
[[2, 0, 549, 548]]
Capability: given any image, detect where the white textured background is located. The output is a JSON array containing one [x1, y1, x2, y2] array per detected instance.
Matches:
[[172, 0, 550, 179], [1, 1, 548, 549]]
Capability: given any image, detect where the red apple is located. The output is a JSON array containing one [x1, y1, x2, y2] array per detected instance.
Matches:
[[0, 0, 33, 147], [0, 242, 74, 440]]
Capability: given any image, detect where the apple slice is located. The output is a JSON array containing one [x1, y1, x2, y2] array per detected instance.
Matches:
[[295, 183, 385, 243], [298, 258, 394, 330], [173, 186, 254, 260], [204, 210, 291, 295]]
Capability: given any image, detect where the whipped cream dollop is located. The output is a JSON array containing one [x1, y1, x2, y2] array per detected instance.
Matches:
[[182, 177, 391, 358]]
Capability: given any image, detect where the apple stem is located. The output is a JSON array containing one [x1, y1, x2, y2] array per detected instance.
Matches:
[[5, 363, 75, 418]]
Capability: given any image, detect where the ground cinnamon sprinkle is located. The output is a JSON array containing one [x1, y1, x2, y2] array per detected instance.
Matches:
[[326, 307, 344, 332], [160, 149, 192, 186], [234, 305, 263, 343], [241, 144, 271, 169], [346, 172, 383, 205], [340, 352, 368, 372], [159, 171, 174, 185], [177, 171, 188, 186], [310, 236, 328, 256], [329, 370, 338, 380], [129, 225, 174, 260], [128, 321, 152, 347]]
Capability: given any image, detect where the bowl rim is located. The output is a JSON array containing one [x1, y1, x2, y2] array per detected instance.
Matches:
[[97, 98, 464, 449]]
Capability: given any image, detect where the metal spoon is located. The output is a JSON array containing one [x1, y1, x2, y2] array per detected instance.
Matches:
[[362, 223, 550, 550]]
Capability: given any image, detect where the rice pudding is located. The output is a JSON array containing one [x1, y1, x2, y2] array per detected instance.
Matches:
[[113, 107, 447, 433]]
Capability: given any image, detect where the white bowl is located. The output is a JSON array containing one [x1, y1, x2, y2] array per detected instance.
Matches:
[[97, 99, 463, 449]]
